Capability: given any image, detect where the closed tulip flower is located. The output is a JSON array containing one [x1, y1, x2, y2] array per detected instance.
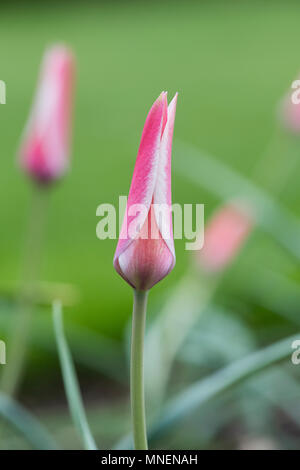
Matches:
[[2, 45, 75, 397], [114, 91, 177, 291], [114, 92, 178, 450]]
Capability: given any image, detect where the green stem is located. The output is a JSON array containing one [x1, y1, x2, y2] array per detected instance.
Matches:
[[1, 183, 49, 396], [131, 289, 148, 450]]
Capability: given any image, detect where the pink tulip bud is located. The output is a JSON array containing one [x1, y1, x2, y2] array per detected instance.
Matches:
[[19, 45, 75, 183], [279, 79, 300, 133], [197, 202, 253, 274], [114, 92, 177, 291]]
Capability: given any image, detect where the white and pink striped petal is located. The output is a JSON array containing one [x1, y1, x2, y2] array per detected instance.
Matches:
[[114, 92, 178, 290]]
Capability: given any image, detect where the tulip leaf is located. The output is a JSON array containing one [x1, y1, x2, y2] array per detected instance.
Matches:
[[52, 301, 97, 450], [115, 333, 298, 449], [150, 333, 299, 442], [0, 392, 57, 449]]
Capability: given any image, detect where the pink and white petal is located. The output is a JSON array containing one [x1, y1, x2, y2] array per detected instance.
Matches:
[[118, 206, 175, 290], [153, 93, 177, 259], [114, 92, 168, 264]]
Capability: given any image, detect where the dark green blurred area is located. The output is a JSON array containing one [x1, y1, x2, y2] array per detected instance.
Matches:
[[1, 0, 299, 336], [0, 0, 300, 450]]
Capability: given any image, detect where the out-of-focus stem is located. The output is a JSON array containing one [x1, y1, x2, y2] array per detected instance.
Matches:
[[1, 183, 49, 396], [131, 289, 148, 450], [253, 130, 299, 195]]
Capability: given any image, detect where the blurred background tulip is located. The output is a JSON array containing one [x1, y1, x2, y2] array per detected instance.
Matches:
[[1, 44, 75, 397], [197, 201, 253, 274], [19, 45, 75, 184]]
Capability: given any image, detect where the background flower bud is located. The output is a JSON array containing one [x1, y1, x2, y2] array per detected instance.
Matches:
[[19, 45, 75, 184], [197, 201, 253, 274]]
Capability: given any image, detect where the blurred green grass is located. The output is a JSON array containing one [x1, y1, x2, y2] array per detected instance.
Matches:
[[1, 0, 300, 339]]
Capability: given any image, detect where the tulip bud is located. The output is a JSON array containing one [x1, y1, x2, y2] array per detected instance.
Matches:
[[19, 45, 75, 184], [197, 201, 253, 274], [114, 92, 177, 291]]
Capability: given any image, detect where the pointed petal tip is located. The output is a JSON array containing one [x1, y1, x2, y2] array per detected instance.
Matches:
[[150, 92, 167, 112], [153, 91, 178, 107], [44, 43, 75, 62], [157, 91, 169, 105], [170, 92, 178, 106]]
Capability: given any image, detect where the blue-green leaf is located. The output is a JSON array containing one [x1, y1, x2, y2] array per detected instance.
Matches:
[[52, 301, 97, 450], [0, 392, 57, 449]]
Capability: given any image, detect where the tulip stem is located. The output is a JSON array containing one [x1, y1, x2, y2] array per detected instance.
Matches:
[[1, 183, 49, 396], [131, 289, 148, 450]]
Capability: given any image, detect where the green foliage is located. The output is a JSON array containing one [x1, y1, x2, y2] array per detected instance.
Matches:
[[0, 392, 57, 449], [52, 301, 97, 450]]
